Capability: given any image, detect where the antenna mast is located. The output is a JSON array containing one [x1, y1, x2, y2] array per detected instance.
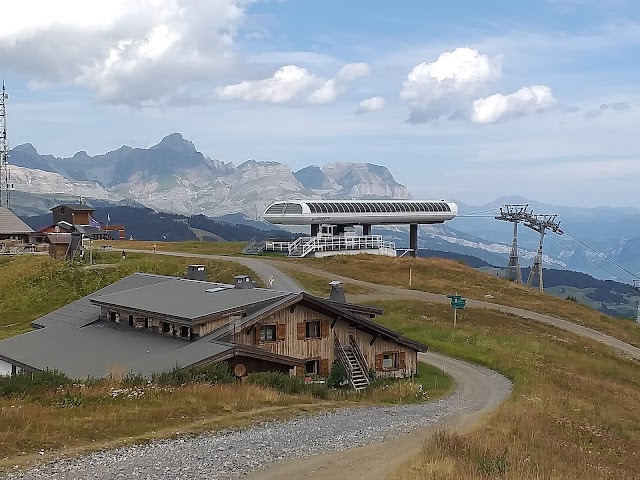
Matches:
[[495, 204, 530, 284], [0, 81, 10, 209], [523, 213, 563, 292]]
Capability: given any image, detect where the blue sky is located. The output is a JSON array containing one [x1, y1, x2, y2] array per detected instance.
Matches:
[[2, 0, 639, 207]]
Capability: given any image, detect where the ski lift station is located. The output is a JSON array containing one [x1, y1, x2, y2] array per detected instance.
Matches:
[[258, 200, 458, 258]]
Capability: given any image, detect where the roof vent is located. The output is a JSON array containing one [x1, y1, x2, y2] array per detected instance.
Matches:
[[186, 265, 207, 281], [234, 275, 256, 289], [329, 280, 346, 303]]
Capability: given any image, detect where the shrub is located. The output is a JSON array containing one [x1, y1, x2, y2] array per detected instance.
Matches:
[[327, 361, 346, 388], [0, 370, 73, 397], [565, 295, 578, 303], [151, 363, 234, 386], [246, 372, 307, 395], [246, 371, 329, 398]]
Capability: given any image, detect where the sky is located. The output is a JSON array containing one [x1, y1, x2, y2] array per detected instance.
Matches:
[[1, 0, 639, 208]]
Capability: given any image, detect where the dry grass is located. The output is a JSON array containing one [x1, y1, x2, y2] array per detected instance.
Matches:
[[298, 255, 640, 347], [0, 382, 331, 465], [371, 300, 640, 480], [278, 267, 374, 297], [93, 239, 246, 256]]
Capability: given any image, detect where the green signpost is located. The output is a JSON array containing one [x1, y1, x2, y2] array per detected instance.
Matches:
[[446, 294, 466, 327]]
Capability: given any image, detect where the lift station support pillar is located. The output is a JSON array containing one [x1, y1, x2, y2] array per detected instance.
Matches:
[[409, 223, 418, 258]]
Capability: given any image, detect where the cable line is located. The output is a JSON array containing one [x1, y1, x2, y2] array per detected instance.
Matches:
[[561, 230, 639, 281], [547, 234, 630, 284]]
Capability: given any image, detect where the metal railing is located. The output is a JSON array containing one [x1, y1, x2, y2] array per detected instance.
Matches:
[[349, 335, 370, 386], [334, 331, 354, 382]]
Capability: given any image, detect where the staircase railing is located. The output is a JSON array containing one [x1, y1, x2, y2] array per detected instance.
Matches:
[[287, 236, 306, 256], [349, 335, 370, 387], [333, 331, 353, 383]]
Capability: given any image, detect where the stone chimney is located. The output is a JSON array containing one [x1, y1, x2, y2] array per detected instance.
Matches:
[[329, 281, 346, 303], [186, 265, 207, 281]]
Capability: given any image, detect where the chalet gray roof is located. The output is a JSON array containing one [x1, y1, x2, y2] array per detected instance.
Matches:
[[0, 207, 34, 235], [32, 274, 171, 330], [52, 204, 94, 211], [0, 323, 234, 379], [90, 277, 293, 321]]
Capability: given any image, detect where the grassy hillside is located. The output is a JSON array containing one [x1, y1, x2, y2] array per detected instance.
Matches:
[[374, 301, 640, 479], [299, 255, 640, 347]]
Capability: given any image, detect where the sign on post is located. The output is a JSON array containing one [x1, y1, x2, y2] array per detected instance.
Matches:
[[446, 294, 466, 327]]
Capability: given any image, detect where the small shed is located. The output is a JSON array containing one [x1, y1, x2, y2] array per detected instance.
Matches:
[[47, 233, 72, 260]]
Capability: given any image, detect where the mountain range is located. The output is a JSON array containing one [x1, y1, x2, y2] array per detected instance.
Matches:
[[9, 133, 410, 217], [7, 133, 640, 282]]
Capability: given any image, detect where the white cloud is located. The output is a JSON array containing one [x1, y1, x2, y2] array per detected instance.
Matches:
[[216, 65, 317, 103], [356, 96, 385, 114], [470, 85, 557, 124], [0, 0, 248, 106], [308, 62, 370, 104], [217, 62, 370, 105], [401, 47, 501, 123], [335, 62, 371, 82]]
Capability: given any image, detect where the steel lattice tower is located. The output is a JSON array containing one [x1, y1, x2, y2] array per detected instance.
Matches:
[[495, 204, 530, 284], [524, 213, 563, 292], [0, 81, 10, 209]]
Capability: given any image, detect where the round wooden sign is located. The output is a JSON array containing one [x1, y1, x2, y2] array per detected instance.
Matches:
[[234, 363, 247, 377]]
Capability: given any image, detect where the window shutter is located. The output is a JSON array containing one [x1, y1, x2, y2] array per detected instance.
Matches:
[[320, 359, 329, 376], [254, 325, 261, 344], [399, 352, 406, 369], [277, 323, 286, 341], [297, 322, 305, 340], [375, 354, 383, 371], [321, 320, 330, 338]]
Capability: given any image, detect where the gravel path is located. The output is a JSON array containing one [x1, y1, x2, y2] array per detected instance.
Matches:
[[3, 358, 512, 480]]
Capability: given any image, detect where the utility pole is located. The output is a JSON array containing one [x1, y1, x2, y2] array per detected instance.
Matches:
[[633, 280, 640, 324], [495, 204, 530, 284], [523, 213, 563, 292], [0, 80, 10, 209]]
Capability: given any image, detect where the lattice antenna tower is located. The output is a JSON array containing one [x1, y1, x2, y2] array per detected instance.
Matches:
[[633, 280, 640, 324], [0, 80, 10, 209], [523, 213, 563, 292], [495, 204, 530, 284]]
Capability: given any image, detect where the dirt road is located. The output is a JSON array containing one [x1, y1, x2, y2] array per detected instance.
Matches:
[[243, 352, 510, 480]]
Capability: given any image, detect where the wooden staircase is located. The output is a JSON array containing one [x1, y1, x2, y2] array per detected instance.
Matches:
[[334, 332, 371, 391]]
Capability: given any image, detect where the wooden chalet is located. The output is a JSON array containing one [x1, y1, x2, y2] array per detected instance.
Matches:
[[0, 267, 426, 389]]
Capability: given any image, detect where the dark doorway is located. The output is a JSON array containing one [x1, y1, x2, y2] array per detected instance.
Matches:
[[110, 311, 116, 322], [128, 315, 134, 327]]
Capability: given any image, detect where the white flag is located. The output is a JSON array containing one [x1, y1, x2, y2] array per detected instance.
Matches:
[[107, 214, 111, 222]]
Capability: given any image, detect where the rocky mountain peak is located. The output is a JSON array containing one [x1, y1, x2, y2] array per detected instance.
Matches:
[[151, 133, 197, 153]]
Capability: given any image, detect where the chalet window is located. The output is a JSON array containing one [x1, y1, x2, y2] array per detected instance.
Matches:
[[260, 324, 277, 342], [305, 321, 321, 339], [305, 360, 320, 375], [109, 311, 116, 322], [128, 315, 134, 327], [383, 353, 398, 369], [161, 322, 171, 334], [180, 326, 190, 338], [144, 318, 150, 329]]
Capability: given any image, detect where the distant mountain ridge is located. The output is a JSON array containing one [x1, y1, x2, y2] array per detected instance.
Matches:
[[9, 133, 410, 217]]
